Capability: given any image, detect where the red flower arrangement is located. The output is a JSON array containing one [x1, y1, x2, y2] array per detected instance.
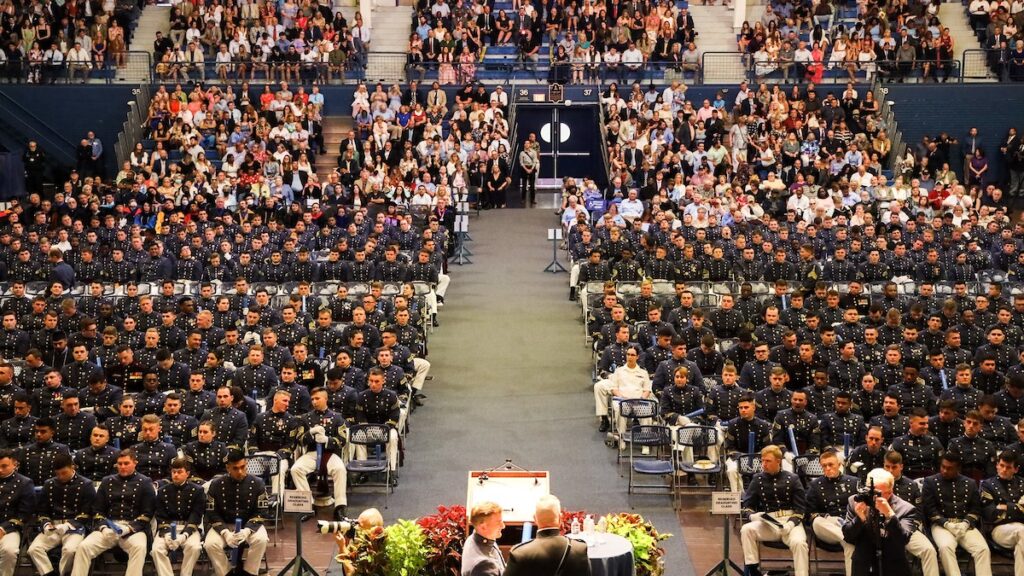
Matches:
[[415, 505, 468, 576], [559, 509, 590, 535]]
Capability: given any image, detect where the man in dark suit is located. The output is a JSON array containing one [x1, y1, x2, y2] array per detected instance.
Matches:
[[842, 468, 919, 576], [461, 501, 505, 576], [401, 80, 425, 107], [504, 495, 590, 576]]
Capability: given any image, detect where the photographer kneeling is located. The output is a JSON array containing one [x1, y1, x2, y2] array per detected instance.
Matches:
[[842, 468, 920, 576]]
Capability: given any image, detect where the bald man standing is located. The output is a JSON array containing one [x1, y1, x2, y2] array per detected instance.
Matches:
[[504, 495, 590, 576]]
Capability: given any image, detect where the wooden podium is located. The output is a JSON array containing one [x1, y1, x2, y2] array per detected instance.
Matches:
[[466, 467, 550, 548]]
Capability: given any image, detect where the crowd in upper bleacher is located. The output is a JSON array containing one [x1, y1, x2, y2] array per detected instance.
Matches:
[[407, 0, 706, 85], [152, 0, 371, 84], [967, 0, 1024, 79], [736, 0, 972, 83], [0, 0, 134, 83]]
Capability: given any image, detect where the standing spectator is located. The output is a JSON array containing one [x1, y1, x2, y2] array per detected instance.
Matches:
[[519, 140, 539, 207], [22, 141, 46, 193]]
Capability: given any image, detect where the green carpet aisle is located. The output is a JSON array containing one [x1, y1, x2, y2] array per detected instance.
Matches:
[[345, 209, 693, 574]]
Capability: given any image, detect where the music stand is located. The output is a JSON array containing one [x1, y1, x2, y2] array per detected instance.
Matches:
[[544, 229, 567, 273]]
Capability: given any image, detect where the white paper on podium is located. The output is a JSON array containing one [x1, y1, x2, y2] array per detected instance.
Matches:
[[466, 471, 550, 524]]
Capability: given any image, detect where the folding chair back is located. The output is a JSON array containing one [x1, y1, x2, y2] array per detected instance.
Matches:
[[628, 425, 676, 497]]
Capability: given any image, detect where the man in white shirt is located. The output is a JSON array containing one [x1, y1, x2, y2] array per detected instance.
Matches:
[[489, 86, 508, 108], [621, 42, 644, 83], [593, 346, 652, 444], [619, 188, 645, 221], [794, 42, 813, 79], [67, 42, 90, 83]]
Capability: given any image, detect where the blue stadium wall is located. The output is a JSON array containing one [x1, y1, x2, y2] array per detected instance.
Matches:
[[877, 84, 1024, 184], [0, 84, 136, 197]]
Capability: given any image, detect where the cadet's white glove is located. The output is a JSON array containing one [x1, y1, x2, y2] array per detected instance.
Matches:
[[309, 425, 326, 437], [749, 512, 766, 523], [55, 523, 70, 536], [221, 530, 238, 548], [117, 522, 133, 536], [163, 534, 176, 550], [944, 521, 965, 538], [100, 525, 117, 537], [784, 452, 796, 463], [313, 432, 329, 444], [1017, 494, 1024, 508], [677, 416, 692, 427], [237, 528, 252, 543], [42, 523, 55, 534], [175, 534, 187, 548]]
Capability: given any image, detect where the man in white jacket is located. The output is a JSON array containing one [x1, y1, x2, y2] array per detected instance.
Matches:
[[593, 346, 652, 447]]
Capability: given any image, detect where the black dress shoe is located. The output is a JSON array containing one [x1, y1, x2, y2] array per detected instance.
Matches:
[[333, 506, 348, 520], [598, 417, 610, 433]]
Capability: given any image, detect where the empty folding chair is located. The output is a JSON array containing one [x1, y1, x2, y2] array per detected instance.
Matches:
[[347, 424, 396, 509], [627, 425, 676, 497]]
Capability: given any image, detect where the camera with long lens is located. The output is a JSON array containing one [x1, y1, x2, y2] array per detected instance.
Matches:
[[317, 519, 358, 538], [852, 477, 880, 505]]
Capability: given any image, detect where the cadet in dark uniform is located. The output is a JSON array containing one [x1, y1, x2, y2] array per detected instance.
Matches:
[[18, 417, 71, 486], [0, 363, 24, 423], [28, 452, 95, 576], [71, 449, 157, 576], [79, 372, 122, 421], [462, 501, 506, 576], [134, 414, 176, 481], [291, 387, 348, 519], [947, 410, 997, 480], [324, 366, 360, 420], [504, 495, 589, 576], [355, 368, 402, 473], [203, 451, 270, 576], [845, 427, 886, 482], [921, 453, 992, 576], [274, 364, 312, 414], [724, 395, 776, 492], [248, 390, 296, 496], [890, 409, 945, 478], [740, 444, 809, 576], [151, 457, 207, 576], [200, 386, 249, 449], [60, 344, 102, 391], [869, 395, 911, 444], [136, 372, 167, 417], [980, 450, 1024, 575], [74, 425, 118, 482], [161, 393, 198, 447], [231, 346, 279, 400], [182, 373, 215, 419], [107, 396, 141, 450], [0, 393, 36, 448], [805, 451, 859, 575], [33, 369, 72, 419], [182, 421, 228, 483], [55, 392, 97, 450], [818, 392, 866, 462], [0, 449, 36, 574], [772, 390, 821, 460]]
